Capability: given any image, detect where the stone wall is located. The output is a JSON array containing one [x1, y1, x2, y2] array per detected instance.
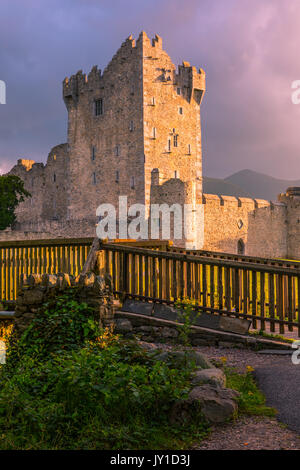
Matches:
[[202, 193, 288, 258], [8, 144, 69, 225], [14, 272, 117, 336]]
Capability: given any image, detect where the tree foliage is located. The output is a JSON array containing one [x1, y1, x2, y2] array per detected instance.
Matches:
[[0, 175, 31, 230]]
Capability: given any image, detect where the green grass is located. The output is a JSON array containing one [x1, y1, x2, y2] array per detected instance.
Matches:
[[225, 367, 276, 417], [249, 329, 294, 344]]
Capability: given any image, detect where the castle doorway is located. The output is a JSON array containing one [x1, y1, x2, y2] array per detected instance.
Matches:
[[237, 239, 245, 255]]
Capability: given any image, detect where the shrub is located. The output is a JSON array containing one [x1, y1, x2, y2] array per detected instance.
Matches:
[[0, 291, 209, 449]]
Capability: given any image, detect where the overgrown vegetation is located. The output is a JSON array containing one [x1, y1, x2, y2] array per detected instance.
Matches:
[[0, 174, 31, 230], [224, 365, 276, 417], [249, 329, 294, 344], [0, 292, 209, 450], [175, 298, 200, 346]]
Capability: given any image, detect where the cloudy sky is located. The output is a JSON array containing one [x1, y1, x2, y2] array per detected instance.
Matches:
[[0, 0, 300, 179]]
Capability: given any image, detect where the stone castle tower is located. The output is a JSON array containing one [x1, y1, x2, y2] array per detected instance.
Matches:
[[4, 32, 300, 260], [62, 31, 205, 246]]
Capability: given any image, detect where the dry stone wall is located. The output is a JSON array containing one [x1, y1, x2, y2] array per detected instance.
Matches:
[[14, 272, 117, 336]]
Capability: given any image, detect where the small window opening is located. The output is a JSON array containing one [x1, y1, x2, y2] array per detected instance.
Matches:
[[237, 239, 245, 255], [94, 98, 103, 116]]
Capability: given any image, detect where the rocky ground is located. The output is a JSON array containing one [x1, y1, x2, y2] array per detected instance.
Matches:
[[140, 341, 300, 450], [194, 345, 300, 450]]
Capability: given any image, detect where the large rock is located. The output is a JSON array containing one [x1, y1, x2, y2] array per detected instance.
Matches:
[[191, 368, 226, 388], [22, 288, 44, 306], [155, 350, 213, 369], [219, 316, 251, 335], [153, 304, 179, 322], [170, 384, 239, 425], [122, 299, 153, 316], [114, 318, 133, 334]]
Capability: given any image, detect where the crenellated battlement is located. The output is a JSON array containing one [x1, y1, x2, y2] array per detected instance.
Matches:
[[202, 193, 286, 211], [63, 31, 205, 108]]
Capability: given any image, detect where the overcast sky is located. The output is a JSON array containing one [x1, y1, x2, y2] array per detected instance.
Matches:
[[1, 0, 300, 179]]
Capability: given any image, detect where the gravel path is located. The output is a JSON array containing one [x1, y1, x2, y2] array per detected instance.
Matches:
[[195, 344, 300, 450], [197, 416, 300, 450], [140, 341, 300, 450]]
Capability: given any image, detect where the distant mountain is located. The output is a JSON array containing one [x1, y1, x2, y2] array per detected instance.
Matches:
[[203, 177, 251, 198], [203, 169, 300, 201]]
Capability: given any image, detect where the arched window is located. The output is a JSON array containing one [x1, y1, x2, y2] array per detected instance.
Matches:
[[237, 239, 245, 255]]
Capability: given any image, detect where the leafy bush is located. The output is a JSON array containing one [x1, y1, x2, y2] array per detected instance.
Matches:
[[0, 292, 209, 449], [6, 290, 102, 368]]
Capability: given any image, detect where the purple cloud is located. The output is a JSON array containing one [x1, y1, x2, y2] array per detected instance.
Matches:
[[0, 0, 300, 179]]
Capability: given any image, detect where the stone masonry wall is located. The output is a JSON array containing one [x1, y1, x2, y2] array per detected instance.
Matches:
[[14, 272, 117, 336], [202, 193, 287, 258]]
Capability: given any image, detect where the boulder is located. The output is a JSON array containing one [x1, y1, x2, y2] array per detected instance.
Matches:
[[191, 368, 226, 388], [161, 327, 179, 338], [114, 318, 133, 334], [154, 350, 213, 369], [121, 299, 153, 316], [22, 288, 44, 306], [219, 316, 251, 335], [170, 384, 239, 425]]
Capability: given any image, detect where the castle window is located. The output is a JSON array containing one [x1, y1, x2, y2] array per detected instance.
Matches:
[[152, 97, 156, 106], [167, 139, 171, 152], [91, 146, 96, 161], [130, 176, 135, 189], [174, 135, 178, 147], [115, 146, 120, 156], [130, 121, 134, 131], [53, 154, 56, 161], [237, 239, 245, 255], [174, 171, 179, 179], [53, 174, 56, 183], [115, 171, 119, 183], [177, 87, 181, 95], [188, 144, 191, 155], [179, 107, 183, 115], [92, 172, 97, 185], [94, 98, 103, 116], [153, 127, 156, 139]]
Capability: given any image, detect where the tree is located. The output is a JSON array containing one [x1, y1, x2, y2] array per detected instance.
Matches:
[[0, 175, 31, 230]]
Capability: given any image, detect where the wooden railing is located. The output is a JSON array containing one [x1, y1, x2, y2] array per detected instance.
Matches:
[[0, 238, 94, 301], [168, 246, 300, 269], [98, 242, 300, 336]]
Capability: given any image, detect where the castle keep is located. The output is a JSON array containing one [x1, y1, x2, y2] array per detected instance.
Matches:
[[2, 32, 300, 259]]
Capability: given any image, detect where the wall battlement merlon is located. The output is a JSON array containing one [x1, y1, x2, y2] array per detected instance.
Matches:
[[202, 193, 286, 211]]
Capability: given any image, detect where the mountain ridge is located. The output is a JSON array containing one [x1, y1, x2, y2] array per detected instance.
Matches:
[[203, 169, 300, 201]]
